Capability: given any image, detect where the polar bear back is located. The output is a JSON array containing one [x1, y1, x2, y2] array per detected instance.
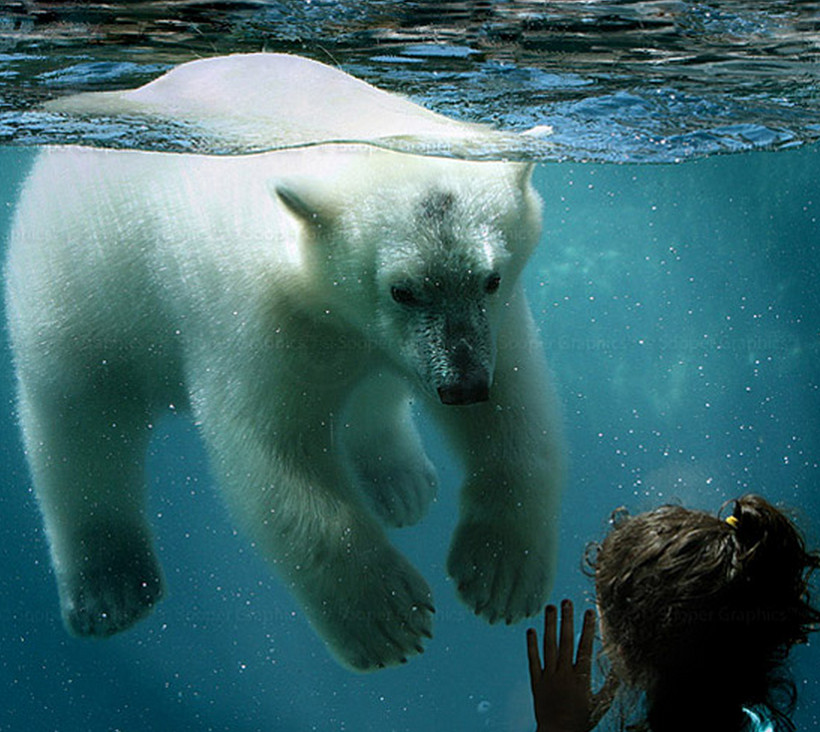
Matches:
[[44, 54, 492, 152]]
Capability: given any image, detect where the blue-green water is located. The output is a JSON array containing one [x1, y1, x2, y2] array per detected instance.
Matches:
[[0, 144, 817, 731]]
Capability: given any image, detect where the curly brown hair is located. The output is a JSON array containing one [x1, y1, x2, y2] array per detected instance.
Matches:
[[590, 494, 820, 732]]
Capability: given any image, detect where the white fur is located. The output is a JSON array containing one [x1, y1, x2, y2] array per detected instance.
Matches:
[[44, 53, 532, 156], [8, 58, 563, 672]]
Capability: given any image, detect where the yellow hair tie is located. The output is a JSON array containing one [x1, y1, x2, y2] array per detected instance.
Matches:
[[725, 515, 739, 529]]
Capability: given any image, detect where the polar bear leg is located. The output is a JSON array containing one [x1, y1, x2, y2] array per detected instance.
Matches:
[[433, 287, 564, 625], [193, 367, 434, 671], [343, 373, 437, 527], [17, 378, 162, 637]]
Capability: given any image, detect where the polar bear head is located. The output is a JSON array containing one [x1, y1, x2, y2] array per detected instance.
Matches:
[[274, 148, 542, 405]]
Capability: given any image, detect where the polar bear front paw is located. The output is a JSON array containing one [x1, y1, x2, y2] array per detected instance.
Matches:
[[352, 450, 438, 528], [315, 549, 435, 671], [446, 519, 552, 625], [59, 529, 164, 637]]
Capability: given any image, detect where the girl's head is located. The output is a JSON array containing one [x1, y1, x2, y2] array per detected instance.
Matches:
[[591, 494, 820, 731]]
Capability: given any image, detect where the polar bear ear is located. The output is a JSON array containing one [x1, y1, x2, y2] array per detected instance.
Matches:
[[272, 181, 339, 230], [515, 162, 535, 187]]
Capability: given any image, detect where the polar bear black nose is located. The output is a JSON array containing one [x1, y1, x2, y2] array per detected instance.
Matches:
[[437, 372, 490, 405]]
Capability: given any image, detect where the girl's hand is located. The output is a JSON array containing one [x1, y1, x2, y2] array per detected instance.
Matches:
[[526, 600, 618, 732]]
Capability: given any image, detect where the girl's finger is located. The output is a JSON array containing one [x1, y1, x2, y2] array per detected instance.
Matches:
[[542, 604, 559, 671], [557, 599, 574, 669], [574, 607, 596, 675], [526, 627, 542, 688]]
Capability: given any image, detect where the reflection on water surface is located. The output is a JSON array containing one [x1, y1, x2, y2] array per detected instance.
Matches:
[[1, 1, 819, 159]]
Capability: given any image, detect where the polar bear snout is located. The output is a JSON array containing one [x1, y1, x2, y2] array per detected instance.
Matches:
[[437, 370, 491, 405], [429, 323, 494, 405]]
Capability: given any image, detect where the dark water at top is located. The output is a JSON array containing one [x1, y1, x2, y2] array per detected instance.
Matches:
[[1, 1, 819, 160], [0, 3, 818, 732]]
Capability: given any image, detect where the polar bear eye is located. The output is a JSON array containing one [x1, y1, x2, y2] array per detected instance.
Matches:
[[485, 273, 501, 294], [391, 284, 420, 306]]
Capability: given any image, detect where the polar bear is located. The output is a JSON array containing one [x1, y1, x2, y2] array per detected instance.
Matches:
[[6, 55, 563, 671]]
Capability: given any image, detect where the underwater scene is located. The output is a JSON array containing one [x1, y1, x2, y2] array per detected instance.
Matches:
[[0, 3, 818, 732]]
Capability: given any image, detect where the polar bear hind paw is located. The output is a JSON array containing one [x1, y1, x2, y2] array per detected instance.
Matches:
[[353, 453, 438, 528], [60, 530, 164, 637], [315, 549, 435, 671], [342, 600, 435, 672]]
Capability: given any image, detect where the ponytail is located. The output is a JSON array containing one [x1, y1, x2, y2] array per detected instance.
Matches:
[[593, 494, 820, 731]]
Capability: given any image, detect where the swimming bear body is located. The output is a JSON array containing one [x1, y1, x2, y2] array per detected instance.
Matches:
[[6, 54, 563, 671]]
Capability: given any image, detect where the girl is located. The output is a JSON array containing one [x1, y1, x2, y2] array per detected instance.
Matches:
[[527, 494, 820, 732]]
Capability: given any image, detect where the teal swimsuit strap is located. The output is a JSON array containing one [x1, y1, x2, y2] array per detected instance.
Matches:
[[743, 707, 775, 732]]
